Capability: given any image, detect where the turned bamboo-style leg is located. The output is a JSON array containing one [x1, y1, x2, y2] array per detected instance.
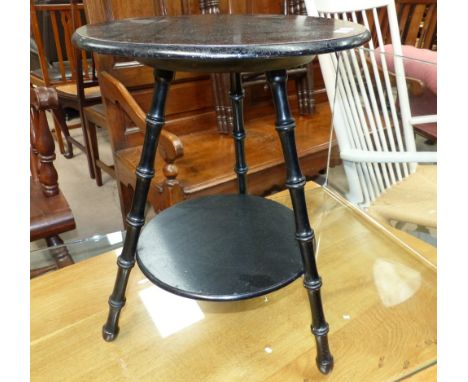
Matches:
[[229, 73, 248, 194], [266, 69, 334, 374], [102, 69, 174, 341]]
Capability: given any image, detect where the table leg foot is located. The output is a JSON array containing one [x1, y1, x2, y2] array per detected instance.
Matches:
[[314, 329, 334, 374], [102, 259, 133, 341], [317, 356, 334, 374], [102, 325, 119, 342]]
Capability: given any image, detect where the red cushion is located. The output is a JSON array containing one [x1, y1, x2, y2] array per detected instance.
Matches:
[[375, 45, 437, 94]]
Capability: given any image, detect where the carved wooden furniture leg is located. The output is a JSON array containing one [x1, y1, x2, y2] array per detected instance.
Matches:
[[229, 73, 248, 194], [304, 61, 316, 114], [30, 86, 76, 277], [102, 69, 174, 341], [266, 69, 334, 374], [296, 76, 306, 114], [46, 235, 75, 268], [222, 73, 234, 133], [211, 73, 227, 133], [199, 0, 230, 134], [296, 64, 315, 115], [31, 237, 74, 279], [288, 0, 315, 116]]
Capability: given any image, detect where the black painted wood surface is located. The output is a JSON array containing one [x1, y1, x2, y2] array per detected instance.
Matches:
[[80, 14, 373, 374], [73, 15, 370, 72], [136, 194, 303, 301]]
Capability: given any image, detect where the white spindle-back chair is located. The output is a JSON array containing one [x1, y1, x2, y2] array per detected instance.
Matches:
[[304, 0, 437, 228]]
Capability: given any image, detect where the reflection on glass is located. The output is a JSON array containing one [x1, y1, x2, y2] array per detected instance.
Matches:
[[322, 47, 437, 250], [215, 186, 437, 380], [373, 259, 421, 307], [139, 284, 205, 338], [30, 230, 125, 270], [107, 231, 124, 245]]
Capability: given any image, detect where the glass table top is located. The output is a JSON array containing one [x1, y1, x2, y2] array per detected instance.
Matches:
[[323, 47, 437, 249], [31, 185, 436, 381], [30, 45, 437, 379], [30, 230, 125, 271]]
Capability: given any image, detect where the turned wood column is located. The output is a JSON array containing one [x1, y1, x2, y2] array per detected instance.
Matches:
[[266, 69, 333, 374], [229, 73, 248, 194]]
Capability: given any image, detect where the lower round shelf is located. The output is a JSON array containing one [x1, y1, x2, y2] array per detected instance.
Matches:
[[136, 194, 304, 301]]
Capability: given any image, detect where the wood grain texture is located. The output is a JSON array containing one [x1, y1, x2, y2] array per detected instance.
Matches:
[[98, 56, 334, 216], [207, 0, 315, 132], [82, 0, 331, 203], [55, 84, 101, 99], [31, 183, 436, 381], [115, 101, 333, 212]]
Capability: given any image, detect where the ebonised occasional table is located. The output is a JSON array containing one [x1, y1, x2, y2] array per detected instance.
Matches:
[[73, 14, 370, 375]]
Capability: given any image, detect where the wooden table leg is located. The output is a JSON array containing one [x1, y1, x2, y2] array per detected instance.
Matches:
[[229, 72, 248, 194], [102, 69, 175, 341], [266, 69, 334, 374]]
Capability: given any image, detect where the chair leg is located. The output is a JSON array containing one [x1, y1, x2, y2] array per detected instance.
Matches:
[[30, 264, 57, 279], [87, 119, 103, 186], [50, 112, 66, 156], [52, 107, 74, 158], [296, 76, 306, 115], [45, 235, 75, 269], [211, 73, 228, 134], [305, 61, 315, 114], [266, 69, 334, 375], [295, 68, 315, 115], [102, 69, 175, 342], [31, 236, 74, 278], [77, 110, 96, 180]]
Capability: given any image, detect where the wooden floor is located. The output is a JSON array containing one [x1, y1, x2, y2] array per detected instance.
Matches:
[[30, 183, 436, 381]]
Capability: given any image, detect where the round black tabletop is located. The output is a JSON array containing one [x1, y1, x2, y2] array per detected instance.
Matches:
[[72, 14, 370, 72]]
